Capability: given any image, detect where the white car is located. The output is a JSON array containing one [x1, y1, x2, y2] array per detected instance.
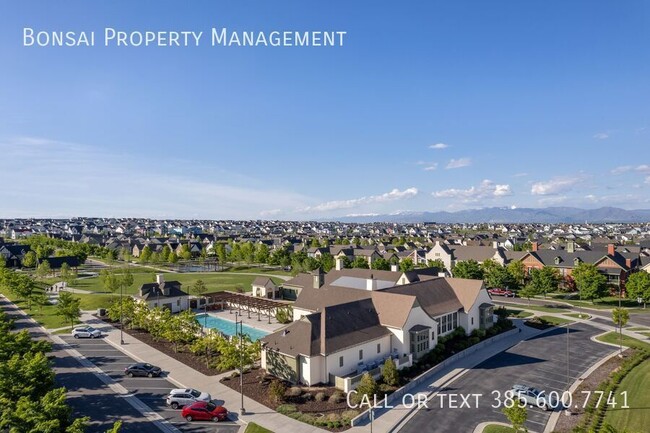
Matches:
[[72, 326, 102, 339], [505, 384, 556, 411], [166, 388, 212, 409]]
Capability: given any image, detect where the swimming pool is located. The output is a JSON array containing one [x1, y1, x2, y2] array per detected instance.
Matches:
[[195, 314, 269, 341]]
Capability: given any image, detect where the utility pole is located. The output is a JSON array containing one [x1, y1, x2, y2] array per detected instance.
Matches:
[[235, 312, 246, 415]]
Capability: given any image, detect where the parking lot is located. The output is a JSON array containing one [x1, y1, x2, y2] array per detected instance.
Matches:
[[58, 335, 240, 433], [399, 322, 615, 433]]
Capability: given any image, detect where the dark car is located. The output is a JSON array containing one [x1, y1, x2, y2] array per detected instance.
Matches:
[[124, 363, 162, 378], [181, 401, 228, 422]]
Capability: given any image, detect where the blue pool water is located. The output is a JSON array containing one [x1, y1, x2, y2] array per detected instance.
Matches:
[[195, 314, 269, 341]]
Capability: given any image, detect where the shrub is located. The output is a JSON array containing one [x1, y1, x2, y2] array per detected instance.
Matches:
[[382, 357, 399, 386], [298, 413, 316, 424], [275, 307, 293, 324], [276, 404, 298, 415], [353, 373, 378, 405], [314, 392, 326, 402], [329, 391, 343, 403], [303, 392, 313, 401], [268, 380, 286, 403], [341, 409, 360, 423], [230, 371, 240, 379], [286, 386, 302, 397]]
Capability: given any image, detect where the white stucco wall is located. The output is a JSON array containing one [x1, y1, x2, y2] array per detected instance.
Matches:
[[401, 305, 438, 353], [292, 307, 313, 321], [300, 354, 324, 385], [464, 289, 493, 333], [324, 335, 392, 379], [425, 242, 452, 270]]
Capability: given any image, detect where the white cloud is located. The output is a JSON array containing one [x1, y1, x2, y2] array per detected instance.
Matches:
[[646, 176, 650, 184], [429, 143, 449, 150], [260, 209, 282, 217], [423, 163, 438, 171], [432, 180, 512, 202], [512, 172, 528, 178], [531, 177, 581, 195], [300, 187, 419, 213], [445, 157, 471, 169], [611, 164, 650, 175], [593, 132, 609, 140]]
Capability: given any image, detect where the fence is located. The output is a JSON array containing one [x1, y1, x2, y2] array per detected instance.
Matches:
[[350, 327, 519, 426]]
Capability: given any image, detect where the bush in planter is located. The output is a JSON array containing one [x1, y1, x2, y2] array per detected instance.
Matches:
[[341, 409, 360, 424], [276, 404, 298, 414], [329, 391, 343, 403], [286, 386, 302, 397], [382, 357, 400, 386], [268, 379, 286, 403], [314, 392, 326, 402]]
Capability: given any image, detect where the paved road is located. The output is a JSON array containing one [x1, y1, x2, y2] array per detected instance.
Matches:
[[0, 297, 238, 433], [399, 323, 614, 433]]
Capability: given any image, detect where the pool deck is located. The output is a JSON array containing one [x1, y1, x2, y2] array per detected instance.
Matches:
[[198, 308, 287, 335]]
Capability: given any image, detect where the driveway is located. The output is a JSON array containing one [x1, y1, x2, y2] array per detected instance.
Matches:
[[398, 322, 614, 433]]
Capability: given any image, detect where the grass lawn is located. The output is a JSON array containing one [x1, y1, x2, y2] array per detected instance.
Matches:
[[0, 287, 80, 329], [563, 312, 592, 320], [502, 303, 570, 314], [244, 423, 274, 433], [547, 294, 645, 311], [596, 332, 650, 351], [537, 315, 573, 326], [637, 332, 650, 338], [69, 272, 286, 295], [482, 425, 517, 433], [506, 308, 534, 318]]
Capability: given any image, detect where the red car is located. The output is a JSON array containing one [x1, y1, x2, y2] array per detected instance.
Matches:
[[181, 401, 228, 422], [488, 288, 515, 297]]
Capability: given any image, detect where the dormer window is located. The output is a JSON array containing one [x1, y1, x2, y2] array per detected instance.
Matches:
[[574, 257, 581, 266], [554, 256, 561, 265]]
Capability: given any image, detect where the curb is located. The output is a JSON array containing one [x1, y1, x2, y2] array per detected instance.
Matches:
[[474, 421, 540, 433]]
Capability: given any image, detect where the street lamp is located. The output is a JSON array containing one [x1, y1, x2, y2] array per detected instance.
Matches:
[[235, 312, 246, 415], [203, 296, 208, 333], [120, 283, 124, 345]]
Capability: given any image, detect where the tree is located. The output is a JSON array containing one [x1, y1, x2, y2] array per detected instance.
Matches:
[[626, 271, 650, 308], [100, 269, 120, 298], [162, 310, 200, 352], [427, 259, 446, 272], [482, 260, 514, 289], [353, 372, 378, 405], [105, 421, 123, 433], [11, 273, 36, 308], [371, 257, 390, 271], [573, 263, 607, 303], [382, 358, 399, 387], [190, 333, 222, 368], [139, 246, 152, 263], [56, 292, 81, 330], [161, 245, 171, 262], [22, 251, 38, 268], [215, 334, 261, 372], [528, 267, 561, 298], [168, 251, 179, 264], [399, 258, 415, 272], [36, 260, 51, 279], [215, 244, 227, 265], [268, 379, 286, 404], [519, 284, 537, 305], [612, 307, 630, 355], [107, 296, 136, 327], [502, 404, 528, 432], [318, 253, 335, 272], [191, 279, 207, 298], [255, 243, 270, 264], [452, 260, 484, 280], [506, 261, 526, 290], [351, 256, 369, 269], [31, 292, 50, 314]]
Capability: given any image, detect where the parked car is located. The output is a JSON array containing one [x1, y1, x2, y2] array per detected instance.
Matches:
[[124, 363, 162, 378], [181, 401, 228, 422], [505, 384, 556, 410], [71, 326, 102, 339], [166, 388, 212, 409], [488, 288, 516, 297]]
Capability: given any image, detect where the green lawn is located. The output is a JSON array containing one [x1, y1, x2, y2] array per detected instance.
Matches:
[[69, 272, 286, 295], [482, 425, 517, 433], [637, 332, 650, 338], [537, 315, 573, 326], [547, 294, 645, 311], [563, 312, 592, 320], [0, 287, 80, 329], [244, 423, 274, 433], [505, 308, 533, 318], [596, 332, 650, 351]]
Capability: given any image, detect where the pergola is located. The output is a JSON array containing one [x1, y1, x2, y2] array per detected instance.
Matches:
[[203, 291, 288, 323]]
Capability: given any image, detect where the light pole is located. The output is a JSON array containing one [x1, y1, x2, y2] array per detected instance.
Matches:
[[203, 296, 208, 333], [120, 283, 124, 345], [235, 312, 246, 415]]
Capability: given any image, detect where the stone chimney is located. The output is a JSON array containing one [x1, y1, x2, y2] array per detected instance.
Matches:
[[531, 242, 538, 252], [390, 264, 398, 272], [312, 268, 324, 289], [335, 257, 344, 271], [320, 307, 327, 355], [493, 241, 499, 249], [607, 244, 615, 256], [625, 258, 632, 269], [366, 274, 376, 291], [161, 283, 170, 296], [156, 274, 165, 285], [567, 241, 575, 253]]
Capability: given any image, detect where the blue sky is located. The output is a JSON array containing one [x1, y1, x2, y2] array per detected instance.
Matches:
[[1, 1, 649, 219]]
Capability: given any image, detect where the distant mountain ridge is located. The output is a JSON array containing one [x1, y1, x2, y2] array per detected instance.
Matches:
[[333, 207, 650, 223]]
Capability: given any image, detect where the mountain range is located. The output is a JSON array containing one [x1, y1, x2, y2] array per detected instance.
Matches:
[[333, 207, 650, 224]]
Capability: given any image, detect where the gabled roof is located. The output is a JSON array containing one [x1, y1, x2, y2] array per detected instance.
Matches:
[[136, 281, 188, 300], [252, 277, 276, 288], [385, 278, 465, 317]]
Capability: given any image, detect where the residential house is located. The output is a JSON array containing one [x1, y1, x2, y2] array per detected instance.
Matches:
[[134, 274, 189, 313], [251, 277, 279, 299]]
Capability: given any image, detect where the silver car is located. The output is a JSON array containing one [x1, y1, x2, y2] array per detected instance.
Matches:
[[165, 388, 212, 409], [72, 326, 102, 339], [505, 384, 556, 411]]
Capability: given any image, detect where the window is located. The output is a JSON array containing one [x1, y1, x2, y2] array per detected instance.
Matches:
[[471, 317, 474, 325], [339, 356, 344, 367], [359, 350, 363, 360], [453, 312, 458, 329], [377, 343, 381, 354], [176, 299, 181, 306]]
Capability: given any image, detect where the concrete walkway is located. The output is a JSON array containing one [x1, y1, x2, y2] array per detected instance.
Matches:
[[82, 313, 325, 433]]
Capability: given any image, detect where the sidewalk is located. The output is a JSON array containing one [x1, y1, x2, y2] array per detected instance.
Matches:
[[83, 313, 326, 433]]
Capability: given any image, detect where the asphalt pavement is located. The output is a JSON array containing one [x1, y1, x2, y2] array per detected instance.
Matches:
[[398, 322, 615, 433]]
